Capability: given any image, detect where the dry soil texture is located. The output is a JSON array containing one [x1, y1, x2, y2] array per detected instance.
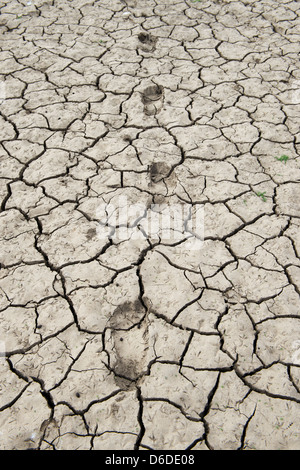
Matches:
[[0, 0, 300, 451]]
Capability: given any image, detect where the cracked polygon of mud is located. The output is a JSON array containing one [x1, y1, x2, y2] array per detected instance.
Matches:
[[141, 400, 204, 450], [0, 382, 51, 450], [1, 0, 300, 451]]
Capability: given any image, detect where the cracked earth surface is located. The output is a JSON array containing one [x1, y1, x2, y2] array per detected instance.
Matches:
[[0, 0, 300, 451]]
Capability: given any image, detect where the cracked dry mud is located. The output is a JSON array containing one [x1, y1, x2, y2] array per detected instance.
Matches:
[[0, 0, 300, 452]]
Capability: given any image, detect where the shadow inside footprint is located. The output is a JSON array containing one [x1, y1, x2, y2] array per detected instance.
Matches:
[[121, 0, 136, 6], [107, 300, 150, 384], [141, 85, 164, 116], [150, 162, 171, 183], [138, 32, 157, 52]]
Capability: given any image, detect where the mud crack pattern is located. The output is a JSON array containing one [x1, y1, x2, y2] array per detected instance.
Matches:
[[0, 0, 300, 451]]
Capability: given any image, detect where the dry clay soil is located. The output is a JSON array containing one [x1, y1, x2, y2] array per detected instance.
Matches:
[[0, 0, 300, 451]]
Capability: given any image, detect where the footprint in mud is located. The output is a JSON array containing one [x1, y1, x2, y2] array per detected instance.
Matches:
[[137, 32, 157, 52], [105, 300, 154, 386], [121, 0, 136, 6], [141, 84, 164, 116], [149, 162, 172, 183]]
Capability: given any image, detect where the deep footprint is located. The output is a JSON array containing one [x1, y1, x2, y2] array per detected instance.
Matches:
[[121, 0, 136, 7], [106, 301, 151, 385], [141, 84, 164, 116], [138, 32, 157, 52], [149, 162, 172, 183]]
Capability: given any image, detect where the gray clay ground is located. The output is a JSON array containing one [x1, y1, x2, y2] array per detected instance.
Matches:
[[0, 0, 300, 451]]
